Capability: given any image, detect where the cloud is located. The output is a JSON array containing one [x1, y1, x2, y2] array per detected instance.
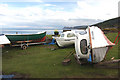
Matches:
[[0, 3, 103, 29], [0, 0, 119, 29], [44, 4, 56, 6], [75, 0, 119, 20], [0, 4, 9, 16], [15, 26, 30, 28], [0, 0, 42, 2], [0, 0, 79, 2], [38, 26, 55, 29], [0, 23, 6, 26]]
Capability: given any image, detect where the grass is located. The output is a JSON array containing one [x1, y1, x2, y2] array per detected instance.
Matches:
[[2, 32, 119, 78], [105, 33, 119, 60], [46, 35, 52, 38]]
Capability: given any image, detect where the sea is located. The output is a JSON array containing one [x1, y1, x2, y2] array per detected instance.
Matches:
[[0, 29, 63, 35]]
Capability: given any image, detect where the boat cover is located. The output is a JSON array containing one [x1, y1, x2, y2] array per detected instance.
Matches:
[[89, 26, 115, 63]]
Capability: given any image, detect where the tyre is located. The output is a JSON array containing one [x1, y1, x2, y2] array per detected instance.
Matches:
[[22, 45, 27, 50]]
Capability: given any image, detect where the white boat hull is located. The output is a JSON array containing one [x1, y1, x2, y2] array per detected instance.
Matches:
[[75, 26, 115, 63], [56, 38, 75, 47], [0, 34, 10, 44], [53, 31, 76, 47]]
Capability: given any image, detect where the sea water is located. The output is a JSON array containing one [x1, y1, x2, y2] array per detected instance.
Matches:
[[1, 29, 63, 35]]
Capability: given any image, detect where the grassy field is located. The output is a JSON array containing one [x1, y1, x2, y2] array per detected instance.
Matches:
[[2, 33, 119, 78]]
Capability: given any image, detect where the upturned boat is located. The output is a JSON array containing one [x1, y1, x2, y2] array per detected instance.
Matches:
[[75, 26, 114, 63]]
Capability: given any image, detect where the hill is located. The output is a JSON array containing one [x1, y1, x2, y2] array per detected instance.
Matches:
[[63, 17, 119, 31], [92, 17, 119, 29]]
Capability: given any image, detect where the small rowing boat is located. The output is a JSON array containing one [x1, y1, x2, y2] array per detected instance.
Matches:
[[6, 31, 46, 44]]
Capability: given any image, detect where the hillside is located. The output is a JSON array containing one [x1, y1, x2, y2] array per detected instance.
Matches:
[[92, 17, 119, 29], [63, 17, 119, 31]]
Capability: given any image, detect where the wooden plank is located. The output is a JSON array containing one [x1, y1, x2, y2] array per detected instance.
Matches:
[[94, 59, 120, 69], [62, 59, 71, 66], [64, 50, 75, 59], [97, 59, 120, 65]]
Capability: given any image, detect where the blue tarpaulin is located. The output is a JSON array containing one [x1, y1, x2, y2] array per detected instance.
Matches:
[[44, 39, 56, 45], [88, 54, 92, 62]]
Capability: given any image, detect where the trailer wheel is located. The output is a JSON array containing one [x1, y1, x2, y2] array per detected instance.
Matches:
[[22, 45, 27, 50]]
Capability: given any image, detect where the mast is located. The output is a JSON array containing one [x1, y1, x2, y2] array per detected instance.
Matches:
[[88, 26, 94, 62]]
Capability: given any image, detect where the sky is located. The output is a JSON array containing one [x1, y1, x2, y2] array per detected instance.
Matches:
[[0, 0, 119, 29]]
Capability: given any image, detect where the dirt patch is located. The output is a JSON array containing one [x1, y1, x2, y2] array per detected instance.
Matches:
[[47, 45, 57, 49], [39, 44, 57, 49], [12, 72, 30, 78], [65, 72, 118, 78], [94, 62, 120, 69]]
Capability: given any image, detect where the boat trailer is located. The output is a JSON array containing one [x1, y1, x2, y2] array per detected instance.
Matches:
[[9, 40, 46, 50], [10, 38, 56, 50]]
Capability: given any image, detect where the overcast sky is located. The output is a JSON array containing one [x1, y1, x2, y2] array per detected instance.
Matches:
[[0, 0, 119, 29]]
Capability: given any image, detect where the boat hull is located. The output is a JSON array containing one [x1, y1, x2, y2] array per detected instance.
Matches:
[[56, 38, 75, 47], [6, 32, 46, 43], [0, 34, 10, 44], [52, 31, 76, 47]]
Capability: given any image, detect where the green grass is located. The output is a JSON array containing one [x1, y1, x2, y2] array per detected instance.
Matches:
[[105, 33, 119, 60], [46, 35, 52, 38], [2, 32, 119, 78]]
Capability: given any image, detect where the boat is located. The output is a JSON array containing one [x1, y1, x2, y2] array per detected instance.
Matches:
[[52, 31, 75, 47], [5, 31, 46, 49], [53, 30, 86, 47], [0, 34, 10, 44], [6, 31, 46, 43], [75, 26, 115, 63]]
